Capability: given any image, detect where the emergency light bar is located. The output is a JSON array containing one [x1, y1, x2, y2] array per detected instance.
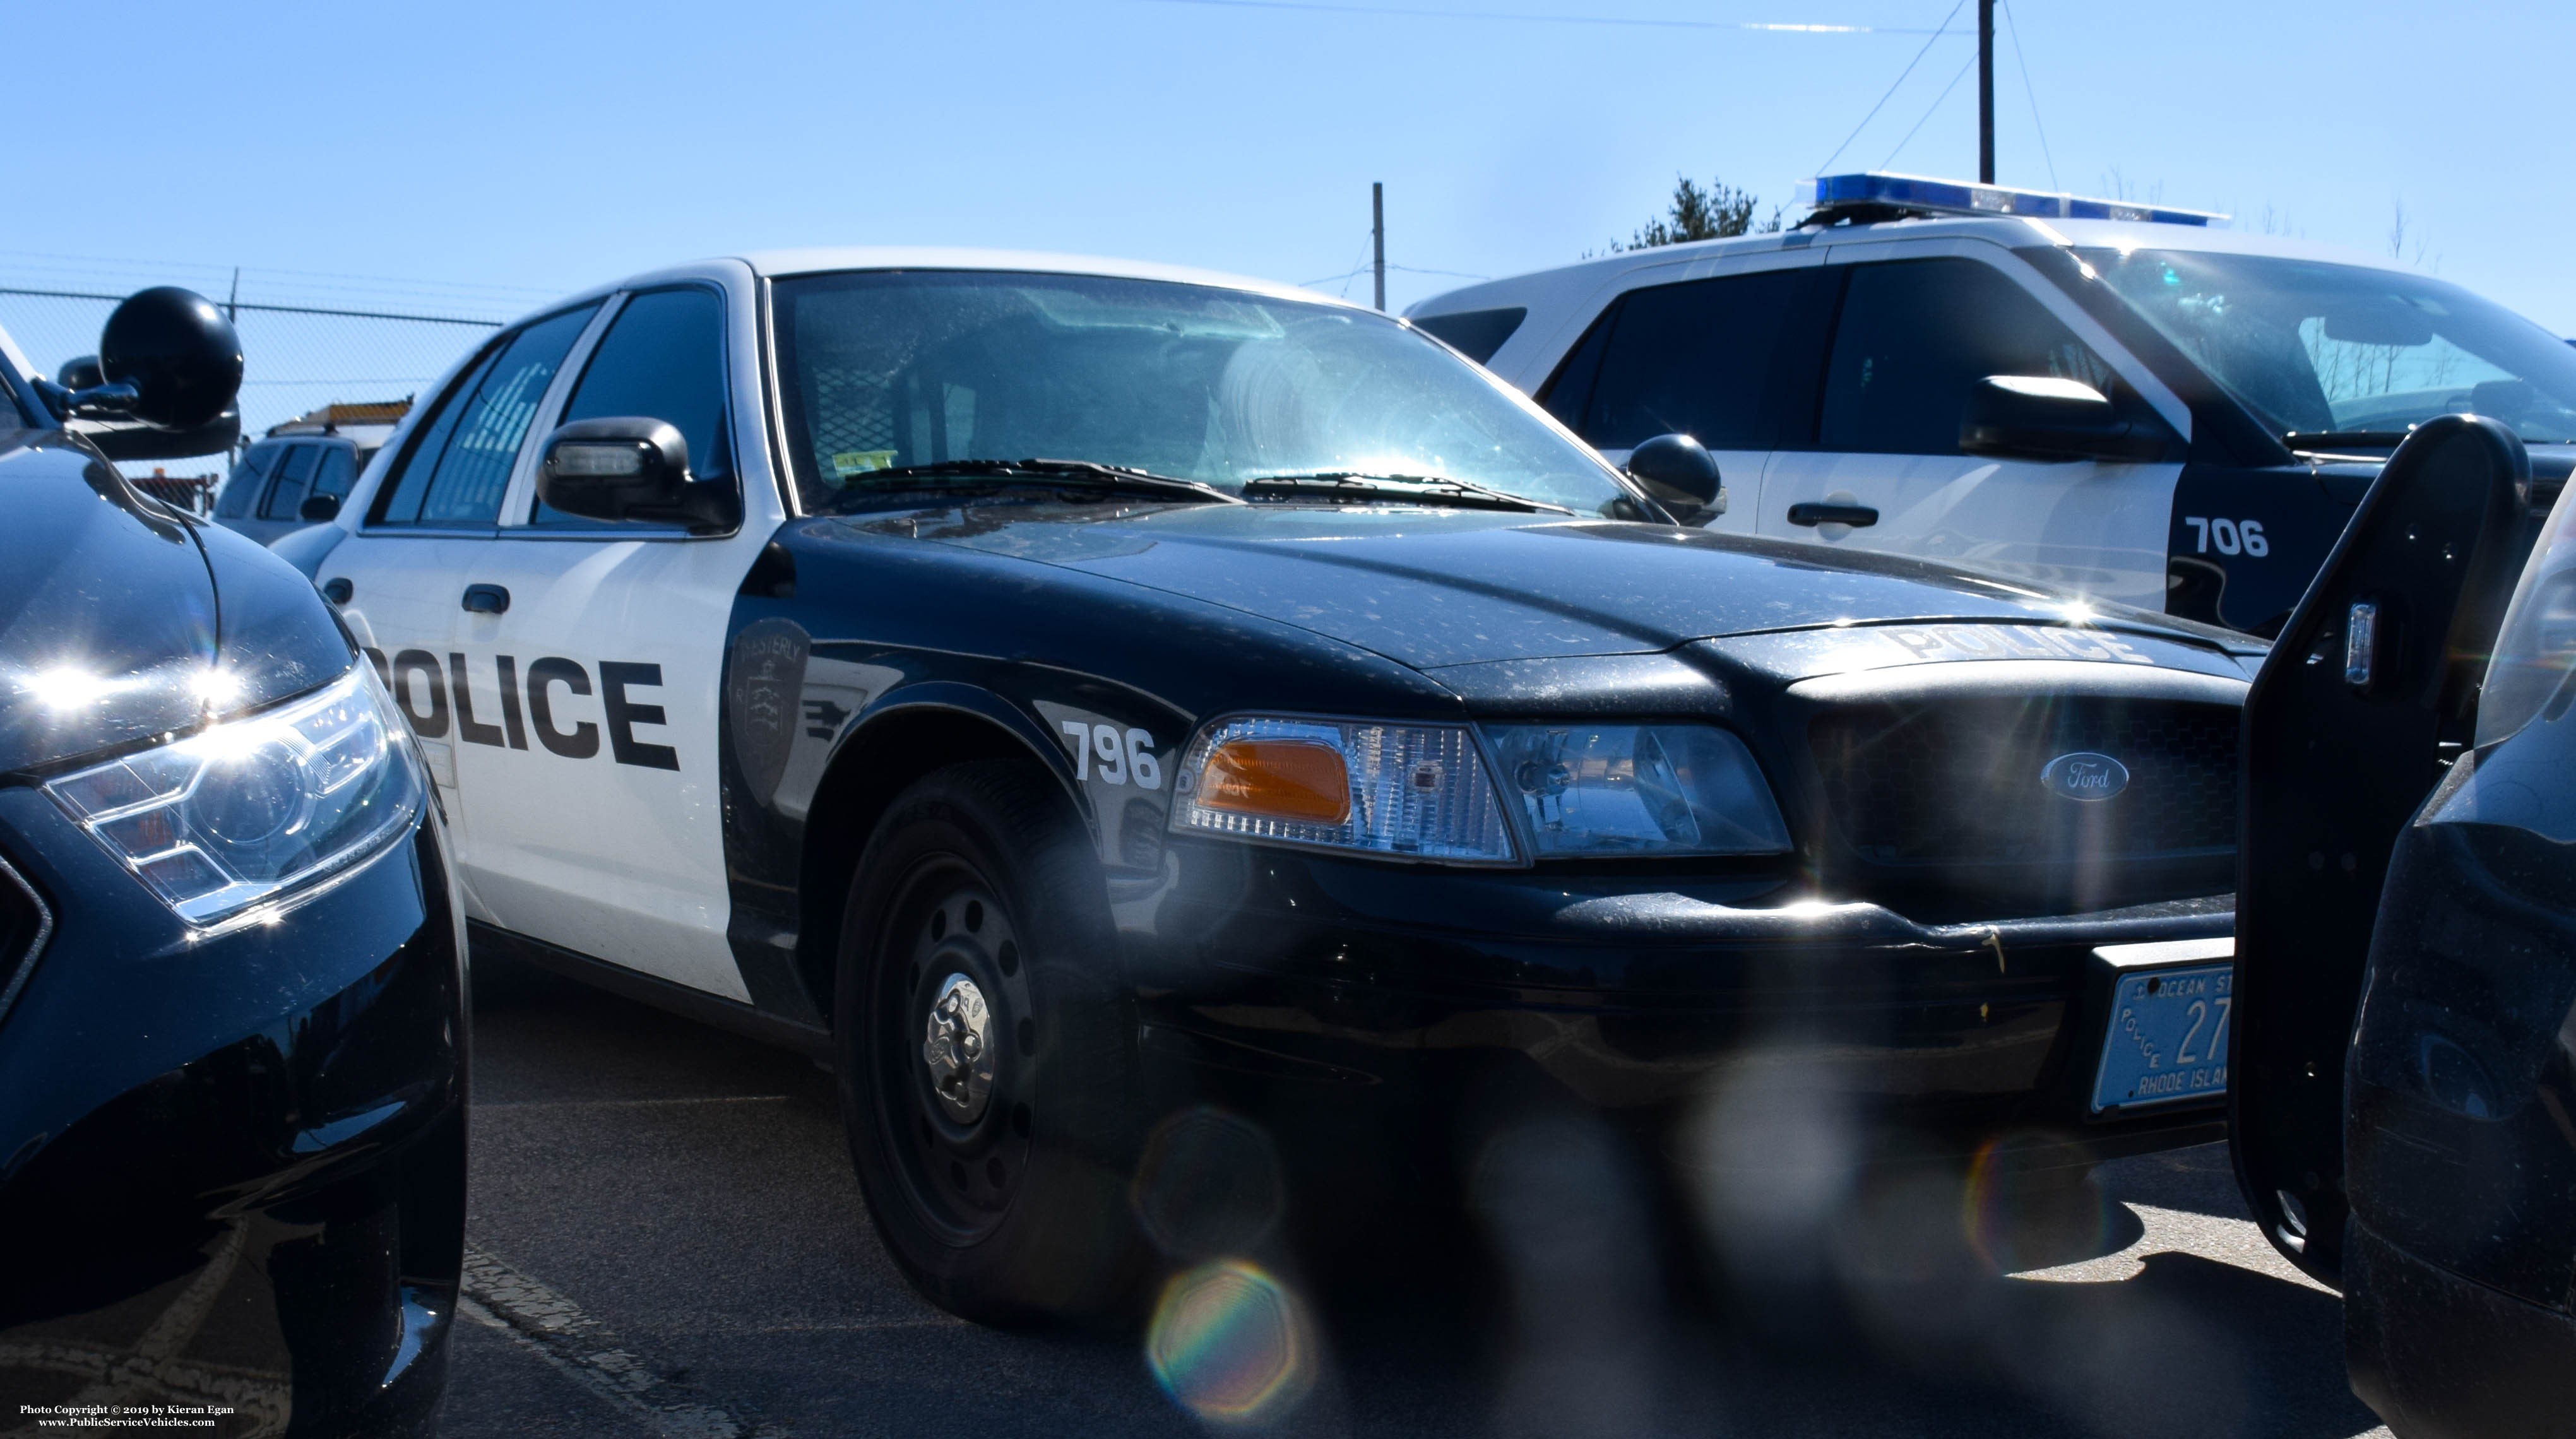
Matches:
[[1795, 172, 2228, 227]]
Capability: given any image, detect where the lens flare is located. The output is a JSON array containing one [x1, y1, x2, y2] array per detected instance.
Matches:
[[1131, 1106, 1285, 1260], [1962, 1134, 2114, 1274], [1146, 1259, 1314, 1425]]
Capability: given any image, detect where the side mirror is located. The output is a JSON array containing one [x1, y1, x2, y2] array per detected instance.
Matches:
[[1961, 376, 2176, 463], [299, 493, 342, 523], [537, 417, 739, 533], [1623, 432, 1726, 523], [36, 289, 245, 459], [100, 287, 245, 430]]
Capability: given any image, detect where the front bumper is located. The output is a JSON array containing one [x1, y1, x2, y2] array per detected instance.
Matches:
[[0, 785, 466, 1438], [1129, 841, 2231, 1168]]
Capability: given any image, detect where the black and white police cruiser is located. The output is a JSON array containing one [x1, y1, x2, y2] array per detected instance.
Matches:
[[1411, 171, 2576, 637], [280, 249, 2265, 1322]]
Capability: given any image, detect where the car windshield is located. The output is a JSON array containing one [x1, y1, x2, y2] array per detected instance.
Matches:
[[2077, 247, 2576, 444], [769, 270, 1635, 515]]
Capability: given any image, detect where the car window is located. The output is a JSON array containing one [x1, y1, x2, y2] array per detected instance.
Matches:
[[217, 442, 284, 519], [259, 444, 320, 519], [533, 288, 729, 526], [311, 444, 357, 503], [1557, 269, 1814, 451], [1413, 307, 1525, 365], [1819, 258, 2117, 455], [2076, 248, 2576, 443], [773, 270, 1631, 518], [372, 304, 599, 527]]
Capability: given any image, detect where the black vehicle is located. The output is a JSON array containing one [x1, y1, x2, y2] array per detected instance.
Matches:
[[2232, 414, 2576, 1437], [288, 253, 2265, 1324], [0, 292, 466, 1432]]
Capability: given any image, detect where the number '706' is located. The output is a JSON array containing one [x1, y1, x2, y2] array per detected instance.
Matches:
[[2183, 516, 2269, 557]]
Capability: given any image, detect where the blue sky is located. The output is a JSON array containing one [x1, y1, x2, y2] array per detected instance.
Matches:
[[6, 0, 2566, 425]]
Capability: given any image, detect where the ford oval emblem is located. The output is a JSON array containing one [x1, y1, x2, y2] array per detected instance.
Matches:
[[2040, 751, 2129, 802]]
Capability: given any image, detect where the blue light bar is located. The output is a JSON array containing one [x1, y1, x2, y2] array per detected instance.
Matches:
[[1794, 172, 2228, 227]]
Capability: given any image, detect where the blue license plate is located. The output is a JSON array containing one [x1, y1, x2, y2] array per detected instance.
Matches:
[[2091, 961, 2233, 1112]]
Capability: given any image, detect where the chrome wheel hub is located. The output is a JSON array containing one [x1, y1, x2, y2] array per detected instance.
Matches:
[[922, 973, 997, 1123]]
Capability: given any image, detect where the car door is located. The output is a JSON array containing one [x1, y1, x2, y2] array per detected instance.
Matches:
[[436, 281, 773, 1002], [322, 304, 605, 899], [1758, 247, 2191, 609], [2232, 417, 2532, 1289], [1534, 258, 1832, 536]]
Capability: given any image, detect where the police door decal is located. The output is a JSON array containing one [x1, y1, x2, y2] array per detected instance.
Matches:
[[365, 646, 680, 771], [725, 617, 809, 803]]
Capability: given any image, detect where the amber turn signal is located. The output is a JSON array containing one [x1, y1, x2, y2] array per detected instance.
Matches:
[[1197, 740, 1351, 824]]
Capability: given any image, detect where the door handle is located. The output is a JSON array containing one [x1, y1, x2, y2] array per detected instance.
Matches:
[[461, 583, 511, 615], [1786, 502, 1880, 528], [320, 577, 353, 605]]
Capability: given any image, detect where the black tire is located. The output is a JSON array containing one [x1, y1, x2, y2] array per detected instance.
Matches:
[[834, 759, 1143, 1325]]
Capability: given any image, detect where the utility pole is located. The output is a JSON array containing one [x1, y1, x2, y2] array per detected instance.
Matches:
[[1977, 0, 1995, 184], [1371, 182, 1386, 312], [225, 266, 240, 324]]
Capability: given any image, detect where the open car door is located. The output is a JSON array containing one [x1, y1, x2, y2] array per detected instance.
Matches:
[[2231, 414, 2531, 1286]]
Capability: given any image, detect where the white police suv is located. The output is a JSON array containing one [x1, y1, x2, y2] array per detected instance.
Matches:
[[1411, 172, 2576, 636]]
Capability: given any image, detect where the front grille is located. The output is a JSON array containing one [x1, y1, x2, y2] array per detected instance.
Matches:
[[1810, 699, 2238, 867]]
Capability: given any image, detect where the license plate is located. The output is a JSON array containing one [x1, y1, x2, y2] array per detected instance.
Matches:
[[2091, 961, 2233, 1112]]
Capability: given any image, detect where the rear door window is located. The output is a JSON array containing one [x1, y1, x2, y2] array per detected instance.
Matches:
[[1818, 258, 2117, 454], [1542, 268, 1824, 451], [372, 304, 599, 527]]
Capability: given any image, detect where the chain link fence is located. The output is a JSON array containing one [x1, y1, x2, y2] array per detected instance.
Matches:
[[0, 254, 554, 507]]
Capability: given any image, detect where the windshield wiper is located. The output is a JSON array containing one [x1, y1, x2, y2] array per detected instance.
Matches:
[[830, 458, 1239, 506], [1238, 471, 1572, 515], [2285, 430, 2417, 452]]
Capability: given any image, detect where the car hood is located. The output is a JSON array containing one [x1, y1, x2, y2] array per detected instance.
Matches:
[[0, 429, 350, 772], [864, 502, 2251, 670]]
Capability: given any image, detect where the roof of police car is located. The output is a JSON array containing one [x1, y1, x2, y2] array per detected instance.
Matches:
[[542, 248, 1358, 316], [1406, 215, 2415, 318]]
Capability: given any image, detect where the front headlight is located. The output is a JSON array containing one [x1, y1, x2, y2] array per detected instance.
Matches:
[[47, 666, 422, 926], [1172, 716, 1517, 863], [1482, 723, 1791, 857], [1170, 714, 1792, 864]]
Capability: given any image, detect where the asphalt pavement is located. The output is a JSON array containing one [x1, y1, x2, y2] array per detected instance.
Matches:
[[442, 955, 2392, 1439]]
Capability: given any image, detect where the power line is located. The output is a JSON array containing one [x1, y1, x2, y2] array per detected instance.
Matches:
[[1137, 0, 1945, 33], [2000, 0, 2058, 191], [1882, 46, 1978, 169], [0, 286, 503, 328], [1815, 0, 1969, 174], [0, 249, 556, 307]]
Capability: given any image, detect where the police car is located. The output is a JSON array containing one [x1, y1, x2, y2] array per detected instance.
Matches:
[[282, 249, 2268, 1323], [1411, 172, 2576, 637], [0, 293, 465, 1427]]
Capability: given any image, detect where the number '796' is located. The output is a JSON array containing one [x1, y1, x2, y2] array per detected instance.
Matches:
[[2183, 516, 2269, 557], [1061, 721, 1163, 790]]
